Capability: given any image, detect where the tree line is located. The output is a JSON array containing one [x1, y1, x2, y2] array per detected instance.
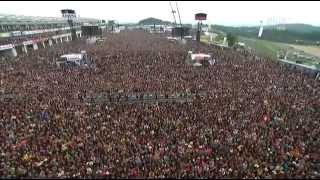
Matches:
[[213, 25, 320, 45]]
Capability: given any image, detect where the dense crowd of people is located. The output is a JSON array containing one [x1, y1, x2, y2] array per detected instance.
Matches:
[[0, 31, 61, 46], [0, 30, 319, 178]]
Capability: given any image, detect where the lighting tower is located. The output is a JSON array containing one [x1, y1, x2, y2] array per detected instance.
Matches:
[[61, 9, 77, 41], [195, 13, 207, 42], [175, 2, 183, 40], [169, 1, 177, 26]]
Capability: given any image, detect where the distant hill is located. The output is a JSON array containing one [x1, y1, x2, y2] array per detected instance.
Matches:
[[213, 24, 320, 45], [138, 17, 172, 25], [263, 24, 320, 33]]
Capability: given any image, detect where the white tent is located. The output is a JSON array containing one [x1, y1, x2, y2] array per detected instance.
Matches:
[[59, 53, 83, 66], [190, 53, 211, 61], [193, 62, 202, 66]]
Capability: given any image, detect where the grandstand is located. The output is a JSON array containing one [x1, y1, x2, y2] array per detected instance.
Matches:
[[0, 13, 101, 33], [0, 13, 106, 58]]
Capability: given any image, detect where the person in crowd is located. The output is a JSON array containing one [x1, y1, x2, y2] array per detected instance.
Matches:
[[0, 30, 319, 178]]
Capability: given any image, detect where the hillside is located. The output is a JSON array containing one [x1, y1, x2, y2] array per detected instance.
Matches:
[[264, 23, 320, 33], [214, 24, 320, 33], [213, 24, 320, 45], [138, 17, 172, 25], [238, 37, 320, 67]]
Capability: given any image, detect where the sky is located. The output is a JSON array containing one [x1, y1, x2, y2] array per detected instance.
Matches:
[[1, 1, 320, 26]]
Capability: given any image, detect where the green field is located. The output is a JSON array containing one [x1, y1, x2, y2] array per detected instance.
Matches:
[[238, 37, 289, 59], [201, 35, 289, 58], [200, 34, 226, 47], [200, 36, 210, 44], [239, 37, 320, 66], [201, 35, 320, 69]]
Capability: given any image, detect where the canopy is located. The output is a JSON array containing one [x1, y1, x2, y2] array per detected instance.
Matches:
[[193, 62, 202, 66], [60, 54, 83, 60], [191, 53, 211, 61]]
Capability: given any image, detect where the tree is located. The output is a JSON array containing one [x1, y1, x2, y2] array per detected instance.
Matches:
[[227, 33, 237, 47], [215, 33, 224, 42]]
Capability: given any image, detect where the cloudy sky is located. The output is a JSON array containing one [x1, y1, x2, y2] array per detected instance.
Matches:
[[1, 1, 319, 26]]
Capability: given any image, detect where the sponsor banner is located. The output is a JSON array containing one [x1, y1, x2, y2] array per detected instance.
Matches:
[[0, 32, 11, 38], [22, 31, 35, 35], [11, 31, 22, 37], [23, 40, 33, 45], [52, 33, 72, 39], [0, 44, 14, 51], [32, 38, 42, 43], [195, 13, 207, 21]]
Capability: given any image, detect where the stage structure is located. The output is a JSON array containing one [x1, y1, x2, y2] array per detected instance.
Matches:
[[169, 2, 188, 40], [61, 9, 77, 41], [171, 27, 191, 38], [81, 25, 102, 37], [195, 13, 207, 42]]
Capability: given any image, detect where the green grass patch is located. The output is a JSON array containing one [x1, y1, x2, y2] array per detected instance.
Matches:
[[239, 37, 291, 58]]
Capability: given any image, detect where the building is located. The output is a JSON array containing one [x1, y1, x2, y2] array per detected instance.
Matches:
[[0, 13, 105, 58]]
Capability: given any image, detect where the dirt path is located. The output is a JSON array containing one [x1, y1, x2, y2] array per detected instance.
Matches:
[[289, 44, 320, 59]]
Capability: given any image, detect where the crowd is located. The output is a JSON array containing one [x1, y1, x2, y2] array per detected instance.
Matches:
[[0, 31, 61, 46], [0, 30, 319, 178]]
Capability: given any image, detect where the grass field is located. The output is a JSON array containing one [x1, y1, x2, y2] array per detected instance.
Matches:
[[201, 34, 320, 69], [288, 44, 320, 58], [200, 35, 226, 47], [238, 37, 291, 58], [200, 36, 210, 44], [239, 37, 320, 67], [201, 35, 289, 58]]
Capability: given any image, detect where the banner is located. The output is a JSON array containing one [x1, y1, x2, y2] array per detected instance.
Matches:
[[52, 33, 71, 39], [22, 31, 35, 35], [0, 32, 11, 38], [33, 39, 40, 43], [23, 40, 33, 45], [0, 44, 14, 51], [11, 31, 22, 37]]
